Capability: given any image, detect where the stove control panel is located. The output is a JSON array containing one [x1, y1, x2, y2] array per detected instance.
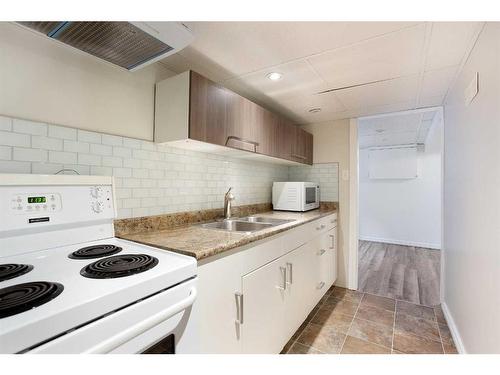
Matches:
[[89, 186, 112, 214], [10, 193, 62, 214]]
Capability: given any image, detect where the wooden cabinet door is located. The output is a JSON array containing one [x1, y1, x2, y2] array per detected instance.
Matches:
[[257, 109, 280, 157], [277, 119, 293, 160], [304, 131, 313, 165], [189, 71, 228, 146], [241, 256, 287, 353], [225, 93, 261, 153], [283, 242, 317, 339]]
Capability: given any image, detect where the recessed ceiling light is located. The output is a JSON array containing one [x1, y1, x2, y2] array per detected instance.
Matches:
[[266, 72, 283, 81], [308, 108, 322, 113]]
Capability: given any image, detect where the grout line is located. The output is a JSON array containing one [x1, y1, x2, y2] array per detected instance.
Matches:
[[339, 292, 364, 353], [435, 308, 446, 354], [391, 300, 398, 352]]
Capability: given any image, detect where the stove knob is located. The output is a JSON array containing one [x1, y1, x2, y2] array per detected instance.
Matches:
[[91, 201, 103, 213], [90, 187, 102, 199]]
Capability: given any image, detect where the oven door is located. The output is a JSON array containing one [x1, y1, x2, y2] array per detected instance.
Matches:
[[29, 278, 198, 354], [303, 185, 320, 211]]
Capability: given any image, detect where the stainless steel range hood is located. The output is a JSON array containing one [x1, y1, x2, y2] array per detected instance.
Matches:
[[18, 21, 193, 71]]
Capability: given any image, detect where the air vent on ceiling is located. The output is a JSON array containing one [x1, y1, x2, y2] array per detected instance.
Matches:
[[17, 21, 193, 71]]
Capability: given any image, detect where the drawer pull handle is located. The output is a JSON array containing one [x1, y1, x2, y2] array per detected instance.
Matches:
[[235, 292, 244, 325], [286, 262, 293, 285], [317, 282, 325, 290], [318, 249, 326, 256], [277, 266, 287, 290], [316, 224, 326, 230]]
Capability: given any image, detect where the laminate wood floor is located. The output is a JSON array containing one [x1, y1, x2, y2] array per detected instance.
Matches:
[[358, 241, 441, 307]]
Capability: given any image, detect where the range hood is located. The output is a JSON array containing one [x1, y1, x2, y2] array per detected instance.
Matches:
[[17, 21, 193, 71]]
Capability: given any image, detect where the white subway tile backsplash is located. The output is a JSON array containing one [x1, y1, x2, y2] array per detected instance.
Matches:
[[101, 134, 123, 146], [0, 146, 12, 160], [0, 160, 31, 173], [0, 116, 339, 219], [102, 156, 122, 167], [113, 146, 132, 158], [77, 129, 102, 144], [13, 147, 47, 162], [0, 131, 31, 147], [64, 140, 90, 153], [89, 144, 112, 156], [49, 151, 77, 165], [32, 136, 63, 151], [78, 153, 101, 166], [48, 125, 77, 140], [0, 116, 13, 131], [13, 119, 47, 136]]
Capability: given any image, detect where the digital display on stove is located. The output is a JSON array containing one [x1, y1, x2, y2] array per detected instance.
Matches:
[[28, 196, 46, 204]]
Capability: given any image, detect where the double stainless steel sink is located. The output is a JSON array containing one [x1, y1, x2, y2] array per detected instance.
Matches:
[[201, 216, 295, 234]]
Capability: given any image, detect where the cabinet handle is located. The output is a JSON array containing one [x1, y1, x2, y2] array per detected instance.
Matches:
[[277, 266, 287, 290], [291, 153, 307, 160], [286, 262, 293, 284], [329, 234, 336, 250], [235, 292, 244, 325], [317, 282, 325, 290], [316, 224, 326, 230], [317, 249, 326, 256], [225, 136, 259, 153]]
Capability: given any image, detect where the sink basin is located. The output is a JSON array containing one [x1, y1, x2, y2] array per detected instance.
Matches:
[[200, 216, 296, 234], [201, 220, 273, 233], [237, 216, 295, 226]]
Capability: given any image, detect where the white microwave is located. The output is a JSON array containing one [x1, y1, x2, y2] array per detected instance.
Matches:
[[272, 182, 320, 212]]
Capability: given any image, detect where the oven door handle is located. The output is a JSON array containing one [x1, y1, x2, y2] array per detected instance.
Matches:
[[84, 287, 197, 354]]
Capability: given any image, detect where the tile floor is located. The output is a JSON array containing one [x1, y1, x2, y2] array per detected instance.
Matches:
[[281, 286, 458, 354]]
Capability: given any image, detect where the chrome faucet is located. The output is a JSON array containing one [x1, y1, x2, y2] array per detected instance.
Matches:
[[224, 187, 235, 219]]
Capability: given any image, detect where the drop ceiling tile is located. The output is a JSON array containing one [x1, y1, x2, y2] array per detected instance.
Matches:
[[307, 24, 426, 89], [180, 22, 350, 77], [425, 22, 481, 71], [418, 95, 445, 108], [223, 60, 327, 103], [340, 22, 422, 45], [335, 75, 419, 110], [420, 66, 458, 98]]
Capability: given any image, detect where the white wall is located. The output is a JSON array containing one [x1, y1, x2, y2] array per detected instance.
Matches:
[[442, 23, 500, 353], [358, 114, 442, 249], [301, 119, 352, 288], [0, 22, 174, 141]]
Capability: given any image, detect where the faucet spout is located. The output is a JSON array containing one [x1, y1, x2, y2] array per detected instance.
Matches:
[[224, 187, 235, 219]]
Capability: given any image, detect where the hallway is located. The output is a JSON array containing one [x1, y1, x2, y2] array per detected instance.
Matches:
[[358, 241, 441, 307]]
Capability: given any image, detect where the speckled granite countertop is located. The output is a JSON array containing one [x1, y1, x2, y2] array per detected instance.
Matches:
[[118, 208, 337, 261]]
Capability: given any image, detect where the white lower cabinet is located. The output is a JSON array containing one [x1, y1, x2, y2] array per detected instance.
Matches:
[[191, 213, 337, 354], [241, 256, 287, 353]]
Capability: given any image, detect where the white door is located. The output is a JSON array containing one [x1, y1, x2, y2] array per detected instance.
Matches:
[[241, 256, 287, 353]]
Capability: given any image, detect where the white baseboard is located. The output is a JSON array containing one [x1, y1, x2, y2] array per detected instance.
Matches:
[[359, 235, 441, 249], [441, 302, 466, 354]]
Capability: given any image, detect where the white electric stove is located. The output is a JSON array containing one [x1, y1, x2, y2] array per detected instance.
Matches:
[[0, 174, 198, 354]]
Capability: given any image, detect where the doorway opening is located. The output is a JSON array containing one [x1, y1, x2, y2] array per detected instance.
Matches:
[[356, 108, 443, 307]]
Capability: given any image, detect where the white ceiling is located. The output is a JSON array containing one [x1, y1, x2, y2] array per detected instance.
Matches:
[[159, 22, 482, 125], [358, 109, 439, 149]]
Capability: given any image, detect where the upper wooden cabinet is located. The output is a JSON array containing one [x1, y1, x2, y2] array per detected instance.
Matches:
[[155, 70, 313, 165]]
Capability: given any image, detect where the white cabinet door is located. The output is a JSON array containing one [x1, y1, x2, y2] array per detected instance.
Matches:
[[329, 227, 338, 285], [241, 256, 287, 353], [314, 227, 337, 296], [283, 242, 317, 340]]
